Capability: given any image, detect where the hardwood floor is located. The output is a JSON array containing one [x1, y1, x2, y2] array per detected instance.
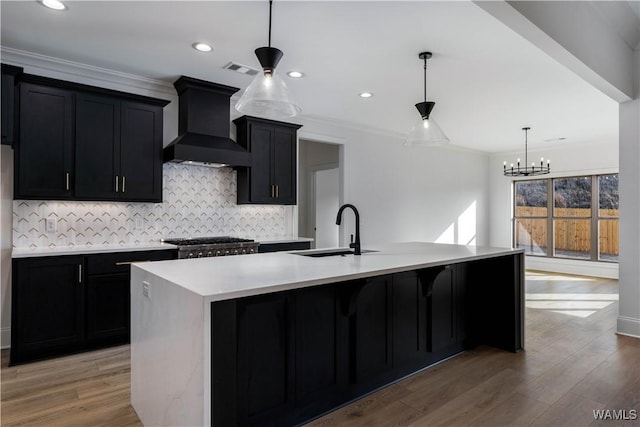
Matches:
[[2, 272, 638, 426]]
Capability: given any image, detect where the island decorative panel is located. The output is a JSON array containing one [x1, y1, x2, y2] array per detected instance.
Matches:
[[13, 164, 288, 249]]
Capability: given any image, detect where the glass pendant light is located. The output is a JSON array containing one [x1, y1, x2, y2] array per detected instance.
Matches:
[[235, 0, 301, 119], [404, 52, 450, 147]]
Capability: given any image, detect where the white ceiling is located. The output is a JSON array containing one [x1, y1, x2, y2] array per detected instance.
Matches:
[[0, 1, 627, 153]]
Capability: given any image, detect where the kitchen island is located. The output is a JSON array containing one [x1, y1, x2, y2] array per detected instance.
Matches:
[[130, 242, 524, 426]]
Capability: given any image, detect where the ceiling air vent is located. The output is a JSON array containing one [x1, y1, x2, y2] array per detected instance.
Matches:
[[223, 62, 259, 76]]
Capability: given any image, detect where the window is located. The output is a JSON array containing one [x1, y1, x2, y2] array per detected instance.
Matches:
[[598, 174, 619, 262], [513, 174, 618, 262], [514, 180, 548, 255]]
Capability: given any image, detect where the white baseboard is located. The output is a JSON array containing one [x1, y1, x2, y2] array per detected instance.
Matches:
[[525, 256, 619, 279], [1, 327, 10, 349], [617, 316, 640, 338]]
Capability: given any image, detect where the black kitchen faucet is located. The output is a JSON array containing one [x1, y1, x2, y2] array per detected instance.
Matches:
[[335, 204, 361, 255]]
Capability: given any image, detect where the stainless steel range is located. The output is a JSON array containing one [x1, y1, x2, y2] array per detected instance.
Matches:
[[162, 237, 259, 259]]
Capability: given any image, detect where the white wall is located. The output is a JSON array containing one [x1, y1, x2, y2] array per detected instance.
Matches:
[[489, 140, 619, 278], [617, 42, 640, 335], [297, 140, 340, 240], [299, 119, 490, 248]]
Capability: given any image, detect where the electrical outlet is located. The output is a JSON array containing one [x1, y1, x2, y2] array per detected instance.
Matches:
[[142, 281, 150, 298], [45, 218, 57, 233]]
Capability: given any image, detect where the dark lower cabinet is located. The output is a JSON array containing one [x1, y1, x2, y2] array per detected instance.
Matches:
[[392, 271, 426, 368], [11, 256, 84, 364], [294, 284, 347, 417], [211, 255, 523, 427], [86, 273, 130, 345], [236, 292, 295, 427], [350, 275, 393, 387], [11, 249, 177, 365]]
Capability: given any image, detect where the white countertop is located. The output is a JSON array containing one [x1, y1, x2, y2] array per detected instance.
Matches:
[[12, 242, 178, 258], [135, 242, 523, 302]]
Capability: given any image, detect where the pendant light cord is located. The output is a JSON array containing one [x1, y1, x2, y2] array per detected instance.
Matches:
[[268, 0, 273, 47], [423, 56, 427, 103], [524, 127, 529, 168]]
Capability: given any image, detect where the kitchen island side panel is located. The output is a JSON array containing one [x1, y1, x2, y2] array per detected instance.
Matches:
[[130, 266, 206, 427]]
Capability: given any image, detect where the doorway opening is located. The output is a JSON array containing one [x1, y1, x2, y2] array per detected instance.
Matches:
[[298, 139, 342, 249]]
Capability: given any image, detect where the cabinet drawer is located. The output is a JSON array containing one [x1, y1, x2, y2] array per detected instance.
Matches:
[[258, 241, 311, 253], [86, 250, 177, 275]]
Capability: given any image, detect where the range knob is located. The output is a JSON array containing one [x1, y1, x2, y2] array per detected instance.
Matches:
[[216, 250, 222, 256], [187, 253, 194, 258], [197, 252, 204, 258], [225, 250, 230, 256], [207, 251, 213, 257]]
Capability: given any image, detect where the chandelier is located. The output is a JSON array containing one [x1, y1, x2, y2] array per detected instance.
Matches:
[[504, 127, 550, 177]]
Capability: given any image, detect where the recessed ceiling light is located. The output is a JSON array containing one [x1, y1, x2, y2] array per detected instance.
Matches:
[[192, 42, 213, 53], [39, 0, 67, 10], [359, 92, 373, 98], [287, 71, 303, 78]]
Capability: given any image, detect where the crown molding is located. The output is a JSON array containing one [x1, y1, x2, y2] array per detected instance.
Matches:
[[297, 114, 485, 155], [0, 46, 176, 97]]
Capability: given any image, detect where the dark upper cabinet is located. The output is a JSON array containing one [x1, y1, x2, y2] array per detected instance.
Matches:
[[13, 73, 168, 202], [15, 83, 74, 199], [1, 64, 23, 146], [234, 116, 301, 205], [119, 101, 163, 201], [76, 94, 163, 202], [11, 256, 85, 364], [75, 93, 121, 199]]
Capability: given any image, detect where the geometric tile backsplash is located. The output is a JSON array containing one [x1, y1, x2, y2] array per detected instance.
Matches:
[[13, 163, 288, 249]]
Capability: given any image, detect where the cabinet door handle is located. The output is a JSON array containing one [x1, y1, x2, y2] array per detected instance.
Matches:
[[115, 176, 119, 193], [122, 176, 126, 193], [275, 184, 279, 198], [115, 260, 152, 266], [270, 184, 274, 198], [78, 264, 82, 284], [65, 172, 70, 191]]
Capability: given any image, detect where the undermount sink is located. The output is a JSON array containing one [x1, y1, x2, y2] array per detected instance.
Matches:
[[293, 248, 378, 258]]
